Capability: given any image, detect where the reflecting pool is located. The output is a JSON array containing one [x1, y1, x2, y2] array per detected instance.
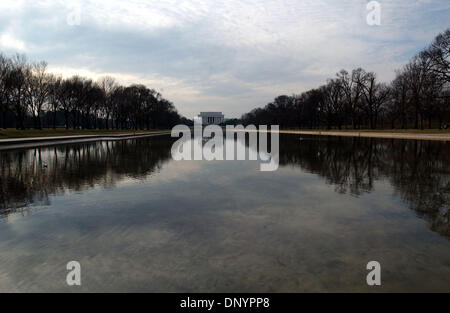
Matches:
[[0, 135, 449, 292]]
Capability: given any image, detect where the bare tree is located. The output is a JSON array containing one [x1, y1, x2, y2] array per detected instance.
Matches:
[[390, 70, 409, 129], [6, 54, 29, 130], [337, 69, 363, 129], [323, 79, 345, 129], [355, 70, 375, 128], [58, 78, 75, 129], [423, 28, 450, 84], [98, 76, 117, 129], [48, 75, 62, 129], [404, 53, 434, 129], [0, 54, 12, 129], [25, 61, 52, 129]]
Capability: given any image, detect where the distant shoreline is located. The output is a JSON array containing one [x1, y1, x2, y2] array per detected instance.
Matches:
[[255, 129, 450, 141], [0, 131, 171, 151], [1, 129, 449, 151]]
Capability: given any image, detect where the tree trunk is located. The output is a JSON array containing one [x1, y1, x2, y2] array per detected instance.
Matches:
[[16, 104, 25, 130], [105, 113, 110, 130], [401, 112, 406, 129], [65, 111, 69, 129], [53, 109, 57, 129], [0, 110, 6, 129], [37, 110, 42, 130], [414, 104, 419, 129]]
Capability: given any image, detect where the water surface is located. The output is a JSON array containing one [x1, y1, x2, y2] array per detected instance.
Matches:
[[0, 135, 449, 292]]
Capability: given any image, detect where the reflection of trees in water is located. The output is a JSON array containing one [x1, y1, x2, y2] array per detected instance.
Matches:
[[0, 136, 174, 218], [1, 135, 448, 237], [279, 135, 450, 238]]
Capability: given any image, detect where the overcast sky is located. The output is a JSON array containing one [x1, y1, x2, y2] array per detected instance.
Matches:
[[0, 0, 448, 118]]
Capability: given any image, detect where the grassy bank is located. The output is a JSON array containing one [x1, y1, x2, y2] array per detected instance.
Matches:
[[273, 129, 450, 141], [280, 128, 449, 134], [1, 128, 448, 140], [0, 129, 169, 140]]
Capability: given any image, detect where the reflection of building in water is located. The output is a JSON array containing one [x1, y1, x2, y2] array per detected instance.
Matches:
[[197, 112, 224, 125], [0, 135, 448, 238]]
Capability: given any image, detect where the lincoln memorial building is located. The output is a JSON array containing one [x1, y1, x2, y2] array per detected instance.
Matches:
[[197, 112, 225, 125]]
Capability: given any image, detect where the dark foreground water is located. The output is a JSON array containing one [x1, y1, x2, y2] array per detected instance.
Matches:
[[0, 134, 448, 292]]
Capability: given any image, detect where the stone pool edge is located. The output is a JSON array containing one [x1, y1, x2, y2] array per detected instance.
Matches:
[[0, 132, 172, 151], [233, 129, 450, 142]]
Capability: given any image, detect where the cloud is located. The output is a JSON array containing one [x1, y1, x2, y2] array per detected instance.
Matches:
[[0, 33, 26, 51], [0, 0, 449, 118]]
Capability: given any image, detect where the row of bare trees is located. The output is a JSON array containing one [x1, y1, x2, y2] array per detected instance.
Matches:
[[242, 29, 449, 129], [0, 54, 188, 130]]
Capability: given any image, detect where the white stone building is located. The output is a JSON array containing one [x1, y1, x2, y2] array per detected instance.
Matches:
[[197, 112, 225, 125]]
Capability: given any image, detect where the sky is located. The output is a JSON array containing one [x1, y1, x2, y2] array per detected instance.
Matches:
[[0, 0, 449, 119]]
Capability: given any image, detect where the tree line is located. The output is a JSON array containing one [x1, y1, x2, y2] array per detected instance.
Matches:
[[241, 29, 449, 129], [0, 54, 190, 130]]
